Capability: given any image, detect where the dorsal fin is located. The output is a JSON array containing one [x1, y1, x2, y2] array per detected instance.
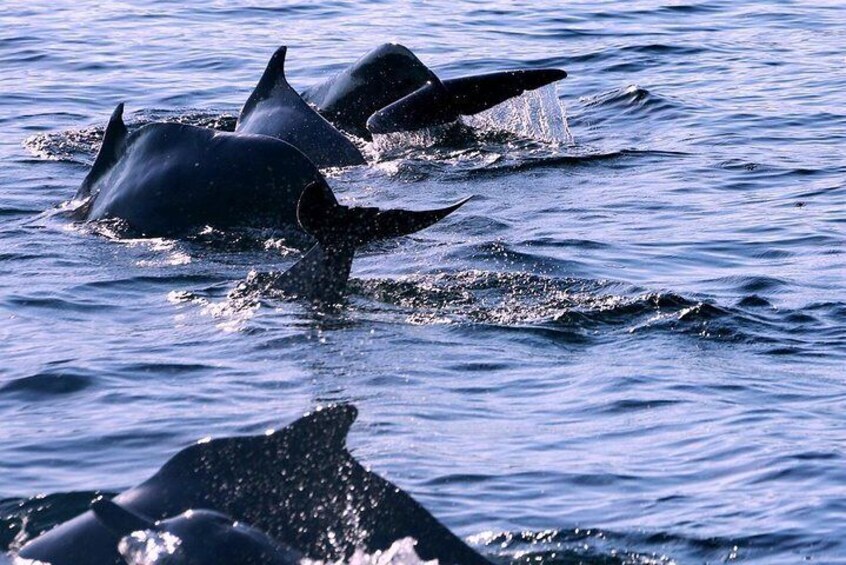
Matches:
[[256, 45, 290, 92], [91, 497, 157, 536], [78, 103, 128, 197], [279, 403, 358, 454], [238, 46, 290, 122]]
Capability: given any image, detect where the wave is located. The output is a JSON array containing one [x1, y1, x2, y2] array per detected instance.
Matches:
[[22, 109, 237, 164], [579, 85, 683, 117]]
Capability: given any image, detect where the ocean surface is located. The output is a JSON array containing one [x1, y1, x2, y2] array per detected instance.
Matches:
[[1, 1, 844, 563]]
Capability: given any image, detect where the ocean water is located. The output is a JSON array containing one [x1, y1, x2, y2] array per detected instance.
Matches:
[[1, 1, 844, 563]]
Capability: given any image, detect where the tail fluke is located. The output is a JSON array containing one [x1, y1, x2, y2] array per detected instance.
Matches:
[[91, 498, 157, 536], [266, 181, 469, 303], [297, 180, 470, 247], [442, 68, 567, 116], [366, 77, 459, 135], [366, 68, 567, 135]]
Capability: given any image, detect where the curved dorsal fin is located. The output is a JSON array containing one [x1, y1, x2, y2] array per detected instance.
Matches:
[[91, 497, 157, 536], [285, 403, 358, 452], [78, 103, 128, 197], [256, 45, 290, 92], [238, 46, 290, 122]]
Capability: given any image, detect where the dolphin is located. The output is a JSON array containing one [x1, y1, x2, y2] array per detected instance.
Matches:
[[235, 46, 366, 168], [301, 43, 567, 139], [78, 104, 462, 238], [76, 103, 324, 236], [18, 404, 492, 565], [91, 499, 300, 564]]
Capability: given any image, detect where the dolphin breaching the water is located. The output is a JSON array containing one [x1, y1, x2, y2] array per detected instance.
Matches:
[[91, 498, 300, 564], [301, 42, 567, 138], [17, 404, 493, 565], [235, 46, 367, 168]]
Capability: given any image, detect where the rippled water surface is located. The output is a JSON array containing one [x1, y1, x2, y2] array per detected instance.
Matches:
[[1, 1, 845, 563]]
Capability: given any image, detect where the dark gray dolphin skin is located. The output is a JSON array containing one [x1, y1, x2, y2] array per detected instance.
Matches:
[[268, 181, 469, 303], [235, 46, 366, 168], [77, 103, 324, 236], [91, 499, 300, 564], [301, 42, 567, 139], [302, 43, 437, 140], [18, 404, 492, 565]]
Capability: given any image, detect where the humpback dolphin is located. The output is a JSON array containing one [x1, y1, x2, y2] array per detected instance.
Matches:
[[77, 103, 323, 235], [301, 43, 437, 140], [18, 404, 492, 565], [91, 499, 300, 564], [235, 46, 366, 168], [77, 105, 468, 302], [301, 43, 567, 139]]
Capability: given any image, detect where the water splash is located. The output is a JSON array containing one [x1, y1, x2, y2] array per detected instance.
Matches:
[[464, 84, 573, 146], [302, 537, 437, 565], [118, 530, 182, 565]]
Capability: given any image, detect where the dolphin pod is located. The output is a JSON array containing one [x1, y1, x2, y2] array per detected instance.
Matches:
[[43, 43, 571, 562], [77, 103, 468, 302], [18, 404, 493, 565]]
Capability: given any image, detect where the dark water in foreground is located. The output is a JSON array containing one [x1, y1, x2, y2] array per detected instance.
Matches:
[[1, 1, 844, 563]]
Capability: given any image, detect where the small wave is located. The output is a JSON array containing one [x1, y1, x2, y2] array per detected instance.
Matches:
[[473, 529, 677, 565], [579, 85, 681, 116], [23, 109, 236, 164], [220, 270, 732, 343]]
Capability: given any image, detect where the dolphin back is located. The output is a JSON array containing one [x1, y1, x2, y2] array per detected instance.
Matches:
[[236, 45, 365, 168]]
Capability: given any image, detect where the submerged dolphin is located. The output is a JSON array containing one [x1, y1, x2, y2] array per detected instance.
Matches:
[[18, 404, 492, 565], [236, 46, 366, 168], [301, 43, 567, 139], [91, 499, 300, 564]]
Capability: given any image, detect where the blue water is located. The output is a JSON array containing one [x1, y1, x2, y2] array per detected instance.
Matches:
[[1, 1, 845, 563]]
